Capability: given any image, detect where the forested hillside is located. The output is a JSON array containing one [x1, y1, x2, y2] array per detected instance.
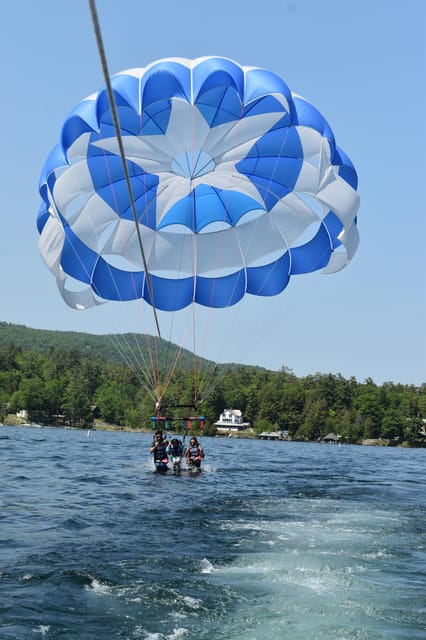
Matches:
[[0, 323, 425, 445], [0, 322, 220, 371]]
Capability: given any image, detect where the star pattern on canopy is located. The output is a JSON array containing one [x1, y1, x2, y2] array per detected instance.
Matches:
[[92, 98, 286, 228]]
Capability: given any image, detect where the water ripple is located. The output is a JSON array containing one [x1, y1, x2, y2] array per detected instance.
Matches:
[[0, 425, 424, 639]]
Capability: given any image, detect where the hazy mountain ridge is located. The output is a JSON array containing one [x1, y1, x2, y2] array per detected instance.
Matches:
[[0, 321, 267, 374]]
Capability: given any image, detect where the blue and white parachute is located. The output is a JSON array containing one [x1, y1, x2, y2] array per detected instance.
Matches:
[[37, 56, 359, 312]]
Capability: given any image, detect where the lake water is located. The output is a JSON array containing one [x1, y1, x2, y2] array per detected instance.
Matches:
[[0, 426, 425, 640]]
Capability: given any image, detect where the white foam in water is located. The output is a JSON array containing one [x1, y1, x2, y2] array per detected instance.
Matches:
[[200, 463, 217, 473], [170, 612, 187, 621], [167, 629, 190, 639], [200, 558, 214, 573], [86, 578, 112, 595], [143, 629, 189, 640], [33, 626, 50, 636], [363, 549, 392, 559], [206, 496, 419, 638], [182, 595, 202, 610]]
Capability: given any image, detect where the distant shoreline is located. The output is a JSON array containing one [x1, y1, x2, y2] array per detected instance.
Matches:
[[1, 420, 424, 448]]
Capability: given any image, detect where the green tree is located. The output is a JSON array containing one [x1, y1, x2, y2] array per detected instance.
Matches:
[[9, 376, 46, 415], [297, 398, 328, 440], [253, 417, 272, 434], [403, 417, 425, 445], [339, 409, 362, 443], [94, 379, 135, 424], [62, 376, 92, 427], [279, 383, 306, 434], [381, 408, 404, 440], [353, 381, 384, 438]]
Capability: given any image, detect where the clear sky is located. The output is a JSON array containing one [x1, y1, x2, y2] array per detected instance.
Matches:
[[0, 0, 425, 386]]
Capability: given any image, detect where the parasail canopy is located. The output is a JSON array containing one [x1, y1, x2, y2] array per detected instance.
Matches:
[[37, 56, 359, 316]]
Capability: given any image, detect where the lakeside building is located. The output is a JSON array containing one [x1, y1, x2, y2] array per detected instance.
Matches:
[[214, 409, 251, 434], [258, 430, 289, 441], [321, 432, 342, 444]]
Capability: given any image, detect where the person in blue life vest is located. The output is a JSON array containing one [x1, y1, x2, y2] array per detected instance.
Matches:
[[150, 430, 169, 472], [166, 438, 185, 474], [185, 436, 205, 470]]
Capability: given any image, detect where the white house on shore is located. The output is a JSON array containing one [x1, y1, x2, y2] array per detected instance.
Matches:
[[214, 409, 251, 434]]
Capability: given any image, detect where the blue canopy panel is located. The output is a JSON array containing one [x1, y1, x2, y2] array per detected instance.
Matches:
[[289, 223, 332, 274], [196, 85, 244, 127], [36, 202, 50, 234], [86, 154, 159, 229], [142, 273, 194, 311], [334, 145, 358, 190], [98, 105, 143, 139], [58, 218, 145, 303], [60, 98, 99, 154], [242, 96, 291, 130], [158, 186, 263, 232], [244, 126, 303, 160], [39, 143, 67, 204], [193, 60, 292, 129], [237, 156, 302, 211], [192, 57, 245, 106], [97, 99, 174, 139], [140, 99, 174, 135], [292, 96, 336, 158], [103, 73, 141, 114], [92, 259, 144, 301], [95, 83, 137, 127], [323, 212, 344, 250], [246, 252, 291, 296], [243, 66, 293, 111], [60, 222, 97, 284], [195, 271, 246, 307], [140, 61, 191, 108]]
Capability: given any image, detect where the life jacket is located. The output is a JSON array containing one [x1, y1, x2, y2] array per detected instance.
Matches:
[[153, 438, 168, 461], [169, 441, 183, 457], [187, 444, 201, 461]]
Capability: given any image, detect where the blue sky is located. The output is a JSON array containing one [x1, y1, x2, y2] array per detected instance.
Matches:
[[0, 0, 425, 386]]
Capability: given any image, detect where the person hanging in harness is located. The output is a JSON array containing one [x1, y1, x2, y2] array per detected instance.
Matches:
[[166, 438, 185, 474], [185, 436, 205, 471], [150, 430, 169, 472]]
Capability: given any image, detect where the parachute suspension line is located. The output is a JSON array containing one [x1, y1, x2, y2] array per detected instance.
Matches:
[[106, 333, 158, 401], [192, 303, 201, 405], [62, 125, 156, 397], [190, 104, 200, 407], [199, 366, 232, 404], [193, 99, 249, 405], [163, 340, 188, 400], [191, 306, 218, 404], [194, 233, 334, 403], [88, 0, 162, 346], [216, 269, 326, 379], [192, 102, 259, 398]]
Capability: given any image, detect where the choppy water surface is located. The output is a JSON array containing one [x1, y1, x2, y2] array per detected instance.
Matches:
[[0, 426, 425, 639]]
